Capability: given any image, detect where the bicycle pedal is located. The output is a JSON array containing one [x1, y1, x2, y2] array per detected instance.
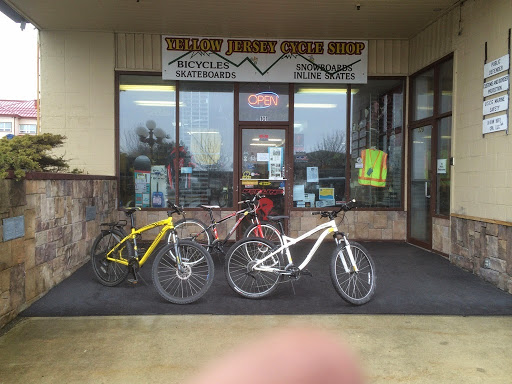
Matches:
[[300, 269, 313, 277], [127, 277, 138, 285]]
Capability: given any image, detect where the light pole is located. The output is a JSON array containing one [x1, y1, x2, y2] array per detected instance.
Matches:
[[135, 120, 167, 161]]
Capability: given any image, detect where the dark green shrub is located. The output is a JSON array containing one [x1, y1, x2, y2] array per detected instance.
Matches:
[[0, 134, 69, 180]]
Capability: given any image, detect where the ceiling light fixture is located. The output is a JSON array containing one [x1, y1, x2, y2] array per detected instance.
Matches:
[[120, 84, 175, 92], [294, 103, 337, 108], [134, 101, 185, 107]]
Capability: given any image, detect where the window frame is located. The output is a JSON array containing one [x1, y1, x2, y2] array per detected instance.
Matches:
[[408, 54, 453, 219], [342, 78, 407, 212], [19, 124, 37, 134], [0, 122, 13, 132], [116, 72, 406, 212], [116, 71, 236, 210]]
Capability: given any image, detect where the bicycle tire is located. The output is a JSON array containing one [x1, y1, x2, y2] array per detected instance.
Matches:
[[330, 241, 376, 305], [152, 240, 214, 304], [225, 237, 282, 299], [171, 218, 212, 247], [243, 222, 284, 248], [90, 229, 133, 286]]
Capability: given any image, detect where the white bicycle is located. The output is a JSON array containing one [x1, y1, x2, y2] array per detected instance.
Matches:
[[224, 199, 376, 305]]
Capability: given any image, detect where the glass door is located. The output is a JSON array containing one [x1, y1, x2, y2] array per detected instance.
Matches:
[[240, 128, 286, 233], [409, 125, 432, 246]]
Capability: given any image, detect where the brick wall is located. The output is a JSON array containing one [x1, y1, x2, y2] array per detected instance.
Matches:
[[0, 175, 117, 329]]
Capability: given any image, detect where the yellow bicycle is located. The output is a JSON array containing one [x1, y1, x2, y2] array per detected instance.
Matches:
[[90, 204, 214, 304]]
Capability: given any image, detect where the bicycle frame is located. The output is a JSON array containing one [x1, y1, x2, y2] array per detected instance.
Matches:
[[253, 218, 358, 273], [205, 206, 258, 247], [105, 216, 174, 267]]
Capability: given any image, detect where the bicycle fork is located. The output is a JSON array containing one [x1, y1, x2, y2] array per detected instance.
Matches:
[[169, 232, 186, 273], [335, 232, 359, 273]]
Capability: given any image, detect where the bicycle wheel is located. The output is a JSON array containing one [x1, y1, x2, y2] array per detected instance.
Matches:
[[152, 240, 214, 304], [171, 218, 212, 248], [243, 222, 284, 248], [90, 229, 133, 286], [330, 242, 376, 305], [225, 237, 282, 299]]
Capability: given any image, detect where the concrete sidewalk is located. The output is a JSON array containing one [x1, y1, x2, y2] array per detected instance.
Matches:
[[1, 314, 511, 383]]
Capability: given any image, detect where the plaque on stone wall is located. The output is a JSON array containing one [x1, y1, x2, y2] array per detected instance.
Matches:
[[2, 216, 25, 241], [86, 206, 97, 221]]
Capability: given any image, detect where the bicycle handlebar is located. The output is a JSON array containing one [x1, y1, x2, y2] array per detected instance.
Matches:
[[237, 190, 264, 205], [311, 199, 357, 218], [167, 202, 184, 216]]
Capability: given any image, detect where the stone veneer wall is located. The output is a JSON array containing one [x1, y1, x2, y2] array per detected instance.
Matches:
[[432, 217, 451, 255], [0, 174, 117, 329], [289, 210, 407, 240], [123, 209, 407, 242], [126, 209, 238, 241], [450, 216, 512, 294]]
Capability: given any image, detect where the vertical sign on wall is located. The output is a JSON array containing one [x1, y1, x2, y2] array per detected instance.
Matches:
[[482, 33, 510, 135]]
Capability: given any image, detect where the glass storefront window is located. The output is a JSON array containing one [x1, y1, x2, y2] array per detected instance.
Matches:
[[436, 117, 451, 216], [179, 82, 234, 207], [119, 74, 405, 212], [412, 69, 434, 120], [119, 75, 176, 208], [439, 60, 453, 114], [293, 85, 347, 207], [239, 83, 289, 122], [349, 79, 404, 208]]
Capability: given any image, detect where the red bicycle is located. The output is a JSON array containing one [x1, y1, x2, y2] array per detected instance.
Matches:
[[169, 191, 284, 254]]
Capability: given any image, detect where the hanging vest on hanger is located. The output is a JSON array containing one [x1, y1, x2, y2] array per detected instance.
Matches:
[[358, 149, 388, 187]]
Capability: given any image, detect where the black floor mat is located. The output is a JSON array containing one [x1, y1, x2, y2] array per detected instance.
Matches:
[[20, 242, 512, 317]]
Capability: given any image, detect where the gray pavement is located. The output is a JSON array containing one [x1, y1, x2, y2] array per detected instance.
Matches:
[[1, 314, 511, 383]]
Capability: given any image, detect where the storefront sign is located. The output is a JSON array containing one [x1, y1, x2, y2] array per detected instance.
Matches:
[[483, 114, 508, 134], [484, 54, 509, 78], [162, 36, 368, 83], [483, 74, 509, 97], [483, 94, 508, 115]]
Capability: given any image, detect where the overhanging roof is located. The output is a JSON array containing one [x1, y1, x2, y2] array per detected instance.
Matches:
[[3, 0, 462, 39]]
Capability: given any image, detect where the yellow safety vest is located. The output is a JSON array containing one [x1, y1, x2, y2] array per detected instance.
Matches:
[[358, 149, 387, 187]]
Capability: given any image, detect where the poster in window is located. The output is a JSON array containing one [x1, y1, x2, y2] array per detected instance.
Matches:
[[134, 171, 151, 208], [319, 188, 335, 207], [268, 147, 283, 179], [151, 165, 168, 207], [307, 167, 319, 182]]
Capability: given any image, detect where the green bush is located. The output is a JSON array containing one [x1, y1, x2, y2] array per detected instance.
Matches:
[[0, 134, 70, 180]]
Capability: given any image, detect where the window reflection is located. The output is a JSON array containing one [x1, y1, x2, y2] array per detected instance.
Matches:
[[179, 82, 234, 207], [119, 75, 176, 208], [293, 86, 347, 207], [412, 69, 434, 120], [436, 118, 451, 216], [439, 60, 453, 114]]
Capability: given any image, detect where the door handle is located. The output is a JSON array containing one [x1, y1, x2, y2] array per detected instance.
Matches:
[[425, 181, 431, 198]]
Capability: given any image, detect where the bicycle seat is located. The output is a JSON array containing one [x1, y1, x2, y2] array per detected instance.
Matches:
[[200, 205, 220, 210], [267, 215, 289, 221], [120, 207, 140, 215]]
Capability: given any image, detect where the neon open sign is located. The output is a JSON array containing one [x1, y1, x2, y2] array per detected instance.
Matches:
[[247, 91, 279, 109]]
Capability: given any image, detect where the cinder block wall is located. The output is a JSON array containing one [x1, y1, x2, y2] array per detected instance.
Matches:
[[0, 175, 117, 329]]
